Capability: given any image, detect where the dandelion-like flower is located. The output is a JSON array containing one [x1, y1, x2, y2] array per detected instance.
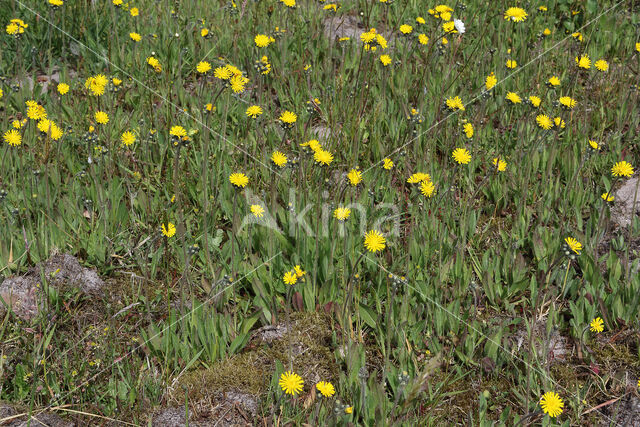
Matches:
[[254, 34, 274, 47], [121, 131, 136, 146], [611, 161, 634, 177], [564, 237, 582, 255], [333, 207, 351, 221], [539, 392, 564, 418], [229, 172, 249, 188], [271, 151, 287, 167], [283, 271, 297, 285], [246, 105, 263, 119], [407, 173, 430, 184], [506, 92, 521, 104], [445, 96, 465, 111], [601, 193, 614, 202], [379, 54, 392, 66], [492, 158, 507, 171], [506, 59, 517, 69], [250, 204, 265, 218], [504, 7, 527, 22], [420, 180, 435, 197], [197, 61, 211, 74], [95, 111, 109, 124], [348, 168, 362, 186], [279, 111, 297, 129], [314, 149, 334, 166], [57, 83, 69, 95], [364, 230, 386, 253], [279, 371, 303, 395], [575, 55, 591, 69], [547, 76, 560, 87], [383, 158, 393, 170], [463, 122, 474, 138], [161, 222, 176, 238], [590, 317, 604, 333], [558, 96, 576, 109], [536, 114, 553, 130], [418, 34, 429, 45], [528, 95, 541, 108], [129, 32, 141, 42], [316, 381, 335, 397], [452, 148, 471, 165], [595, 60, 609, 71], [3, 129, 22, 147], [485, 72, 497, 90]]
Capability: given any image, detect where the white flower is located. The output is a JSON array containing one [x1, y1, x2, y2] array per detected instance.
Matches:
[[454, 19, 465, 34]]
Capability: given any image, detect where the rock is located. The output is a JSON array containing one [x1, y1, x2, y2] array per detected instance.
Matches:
[[612, 178, 640, 228], [152, 407, 190, 426], [601, 394, 640, 426], [0, 253, 105, 320], [151, 393, 256, 427], [322, 14, 365, 40], [0, 404, 72, 427]]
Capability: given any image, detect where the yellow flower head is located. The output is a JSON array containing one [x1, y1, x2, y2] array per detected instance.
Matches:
[[594, 59, 609, 71], [564, 237, 582, 254], [601, 192, 614, 202], [452, 147, 471, 165], [250, 204, 265, 218], [314, 149, 334, 166], [399, 24, 413, 34], [611, 161, 634, 177], [485, 72, 497, 90], [279, 370, 303, 395], [540, 392, 564, 418], [383, 158, 394, 170], [407, 173, 430, 184], [271, 151, 288, 167], [130, 32, 141, 42], [575, 55, 591, 69], [279, 111, 297, 124], [420, 180, 435, 197], [57, 83, 70, 95], [95, 111, 109, 124], [3, 129, 22, 147], [348, 168, 362, 186], [558, 96, 576, 109], [504, 7, 527, 22], [418, 33, 429, 45], [506, 92, 521, 104], [590, 317, 604, 333], [364, 230, 386, 253], [333, 207, 351, 221], [161, 222, 176, 238], [246, 105, 263, 118], [536, 114, 553, 130], [506, 59, 517, 69], [445, 96, 465, 111], [316, 381, 335, 397], [121, 131, 136, 146], [197, 61, 212, 74], [229, 172, 249, 188], [492, 158, 507, 171], [528, 95, 541, 108], [379, 54, 392, 66]]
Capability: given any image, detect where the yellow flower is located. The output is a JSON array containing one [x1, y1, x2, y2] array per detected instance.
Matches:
[[539, 392, 563, 418], [558, 96, 576, 109], [294, 265, 306, 278], [201, 28, 209, 37], [348, 168, 362, 186], [95, 111, 109, 124], [564, 237, 582, 255], [547, 76, 560, 87], [452, 148, 471, 165], [543, 28, 551, 36], [146, 56, 162, 72], [418, 34, 429, 45], [334, 207, 351, 221], [314, 149, 334, 166], [279, 111, 297, 124], [250, 204, 265, 218], [170, 126, 187, 138], [611, 161, 634, 177], [442, 21, 456, 33], [485, 72, 497, 90], [281, 0, 296, 8], [601, 193, 614, 202], [254, 34, 274, 47], [229, 173, 249, 188], [445, 96, 465, 111], [214, 66, 231, 80], [554, 117, 565, 129], [3, 129, 22, 147], [594, 59, 609, 71], [463, 122, 474, 138], [129, 32, 141, 42], [283, 271, 298, 285], [271, 151, 288, 167], [505, 92, 521, 104], [246, 105, 263, 118], [57, 83, 69, 95], [383, 158, 394, 170], [379, 54, 392, 66], [575, 55, 591, 69], [536, 114, 553, 130], [572, 32, 583, 42], [161, 222, 176, 238], [345, 406, 353, 414], [316, 381, 335, 397], [399, 24, 413, 34], [407, 173, 430, 184], [364, 230, 386, 253], [121, 131, 136, 146], [420, 180, 435, 197], [590, 317, 604, 333], [301, 139, 322, 152], [196, 61, 211, 74], [528, 95, 541, 108], [504, 7, 527, 22], [279, 370, 303, 395], [506, 59, 517, 69], [492, 158, 507, 171], [129, 7, 139, 16], [229, 74, 249, 93], [588, 140, 600, 150]]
